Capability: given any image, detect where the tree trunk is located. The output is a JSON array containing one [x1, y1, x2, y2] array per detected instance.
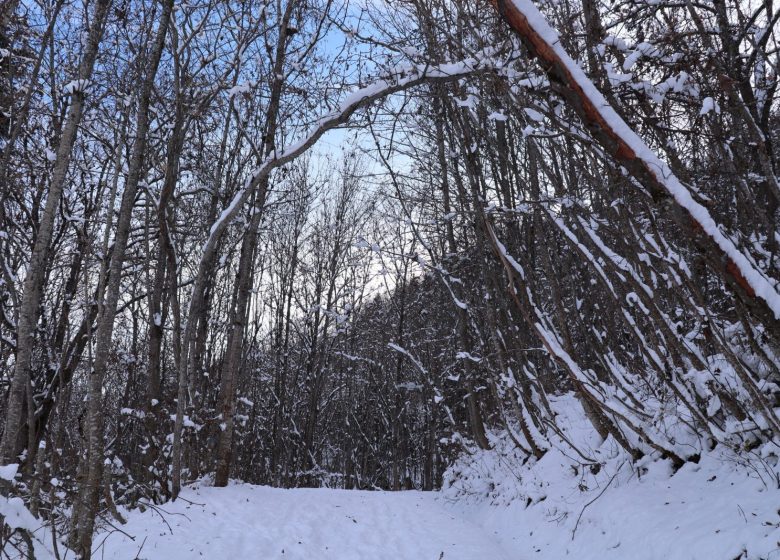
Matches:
[[489, 0, 780, 335], [0, 0, 111, 467], [73, 0, 174, 553], [213, 198, 265, 486]]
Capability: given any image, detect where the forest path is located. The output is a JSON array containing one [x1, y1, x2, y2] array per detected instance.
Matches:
[[96, 483, 514, 560]]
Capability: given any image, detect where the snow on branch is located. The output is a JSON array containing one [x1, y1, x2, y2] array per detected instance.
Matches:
[[202, 51, 502, 260], [491, 0, 780, 320], [388, 342, 428, 376]]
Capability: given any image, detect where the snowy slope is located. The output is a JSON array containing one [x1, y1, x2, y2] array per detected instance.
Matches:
[[441, 395, 780, 560], [444, 449, 780, 560], [94, 484, 513, 560]]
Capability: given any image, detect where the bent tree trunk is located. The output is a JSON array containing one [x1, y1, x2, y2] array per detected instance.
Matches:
[[489, 0, 780, 335]]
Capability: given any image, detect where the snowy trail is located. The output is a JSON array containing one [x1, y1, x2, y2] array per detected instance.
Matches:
[[96, 484, 514, 560]]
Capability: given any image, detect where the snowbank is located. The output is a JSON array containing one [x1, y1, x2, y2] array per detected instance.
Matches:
[[440, 394, 780, 560]]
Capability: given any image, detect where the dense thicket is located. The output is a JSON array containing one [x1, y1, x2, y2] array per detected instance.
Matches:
[[1, 0, 778, 557]]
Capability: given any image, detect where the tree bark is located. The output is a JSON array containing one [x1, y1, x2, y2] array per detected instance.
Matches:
[[73, 0, 174, 553], [0, 0, 111, 467]]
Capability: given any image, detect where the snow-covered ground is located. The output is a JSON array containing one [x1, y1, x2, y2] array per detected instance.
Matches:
[[443, 446, 780, 560], [441, 395, 780, 560], [92, 484, 513, 560], [13, 393, 780, 559], [91, 406, 779, 560], [18, 453, 780, 560]]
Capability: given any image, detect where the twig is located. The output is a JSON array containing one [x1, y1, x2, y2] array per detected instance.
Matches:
[[98, 514, 136, 541], [174, 495, 205, 507], [133, 536, 147, 560], [91, 514, 137, 560], [50, 510, 61, 560], [571, 462, 623, 540], [135, 501, 185, 534]]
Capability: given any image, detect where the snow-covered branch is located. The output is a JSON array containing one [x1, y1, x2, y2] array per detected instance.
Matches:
[[491, 0, 780, 323], [203, 52, 501, 257]]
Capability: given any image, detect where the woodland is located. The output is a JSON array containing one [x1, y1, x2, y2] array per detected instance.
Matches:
[[0, 0, 779, 557]]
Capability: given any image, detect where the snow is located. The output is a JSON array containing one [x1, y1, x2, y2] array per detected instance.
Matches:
[[441, 394, 780, 560], [387, 342, 428, 375], [63, 79, 89, 94], [227, 82, 252, 98], [700, 96, 720, 115], [523, 107, 544, 122], [0, 496, 38, 531], [94, 485, 513, 560], [603, 35, 628, 52], [454, 94, 478, 108], [51, 393, 776, 560], [9, 389, 774, 560], [0, 463, 19, 481], [455, 351, 483, 363]]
